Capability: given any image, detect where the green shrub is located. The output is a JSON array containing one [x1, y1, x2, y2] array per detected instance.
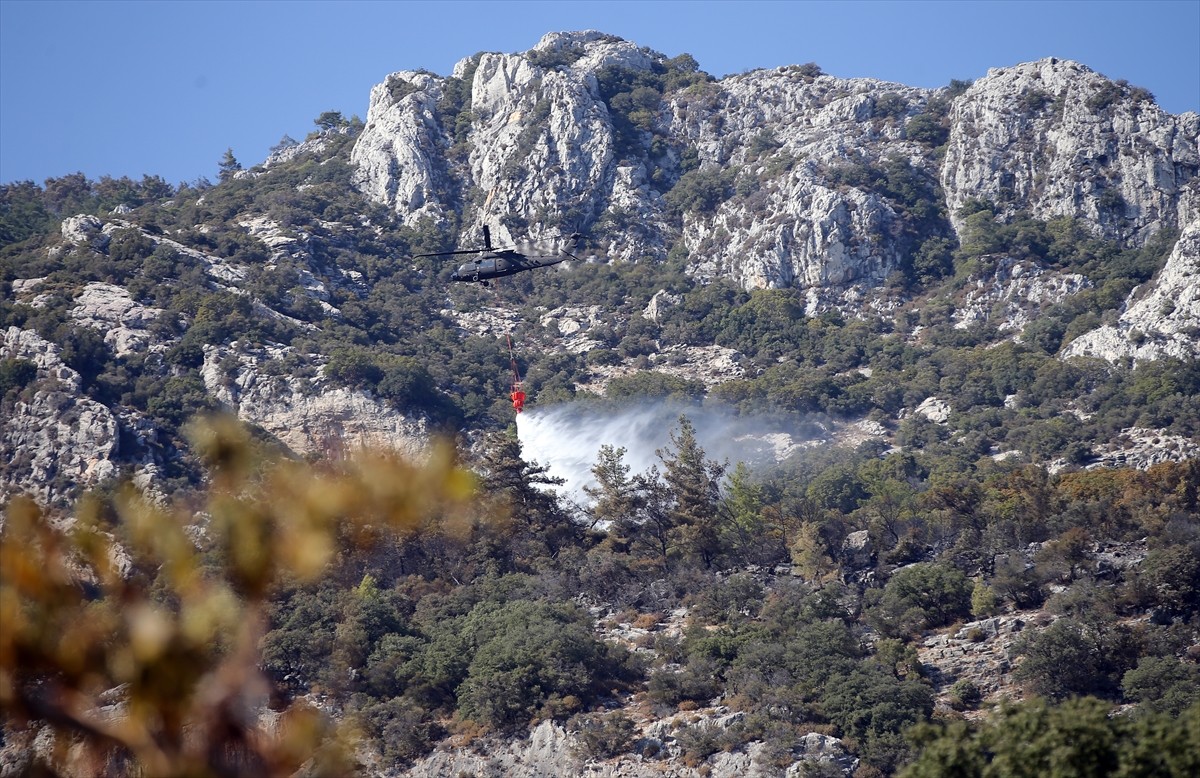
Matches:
[[1122, 656, 1200, 716], [569, 710, 637, 760], [867, 563, 972, 636], [0, 357, 37, 396], [949, 678, 982, 710], [903, 697, 1200, 778]]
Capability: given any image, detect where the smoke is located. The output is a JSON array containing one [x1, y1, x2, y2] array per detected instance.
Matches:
[[515, 400, 824, 502]]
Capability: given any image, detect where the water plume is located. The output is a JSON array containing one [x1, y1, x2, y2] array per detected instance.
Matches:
[[515, 399, 823, 502]]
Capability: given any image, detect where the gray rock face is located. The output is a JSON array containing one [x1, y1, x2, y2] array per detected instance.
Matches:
[[1, 327, 120, 505], [261, 127, 349, 169], [352, 31, 624, 250], [200, 342, 428, 459], [842, 529, 874, 570], [914, 397, 953, 424], [350, 70, 450, 222], [61, 214, 110, 250], [668, 68, 930, 297], [1062, 220, 1200, 363], [466, 45, 615, 240], [953, 257, 1092, 333], [643, 289, 681, 322], [68, 282, 166, 356], [350, 37, 1197, 320], [942, 59, 1200, 243]]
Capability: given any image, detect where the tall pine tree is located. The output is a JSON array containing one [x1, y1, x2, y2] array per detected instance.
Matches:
[[657, 415, 726, 568]]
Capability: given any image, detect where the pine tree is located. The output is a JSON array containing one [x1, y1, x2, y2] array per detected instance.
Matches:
[[633, 467, 675, 569], [658, 415, 726, 568], [218, 147, 242, 182], [584, 445, 640, 537], [476, 432, 576, 561], [315, 111, 346, 130]]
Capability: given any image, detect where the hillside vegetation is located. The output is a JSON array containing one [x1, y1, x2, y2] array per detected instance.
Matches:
[[2, 29, 1199, 778]]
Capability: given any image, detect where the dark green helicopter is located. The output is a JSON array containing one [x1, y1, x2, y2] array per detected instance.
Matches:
[[416, 225, 583, 284]]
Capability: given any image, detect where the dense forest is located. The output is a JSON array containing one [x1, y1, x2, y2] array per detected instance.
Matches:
[[1, 106, 1198, 777]]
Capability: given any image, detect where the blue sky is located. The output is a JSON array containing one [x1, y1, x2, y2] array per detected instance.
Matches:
[[2, 0, 1197, 186]]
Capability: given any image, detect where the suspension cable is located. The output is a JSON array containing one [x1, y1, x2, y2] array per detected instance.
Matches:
[[507, 333, 526, 413]]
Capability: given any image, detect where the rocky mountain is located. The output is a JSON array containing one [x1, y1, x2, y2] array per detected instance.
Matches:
[[3, 30, 1196, 506], [353, 32, 1196, 301], [2, 29, 1199, 778]]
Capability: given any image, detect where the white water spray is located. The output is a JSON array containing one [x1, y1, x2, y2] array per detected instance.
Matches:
[[516, 400, 822, 502]]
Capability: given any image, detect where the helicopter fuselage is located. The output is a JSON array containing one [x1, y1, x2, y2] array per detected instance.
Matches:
[[450, 252, 567, 282], [418, 231, 583, 283]]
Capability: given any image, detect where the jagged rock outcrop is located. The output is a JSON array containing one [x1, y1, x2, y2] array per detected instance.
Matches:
[[942, 58, 1200, 243], [351, 69, 451, 222], [61, 213, 111, 250], [1062, 220, 1200, 363], [352, 31, 637, 249], [68, 281, 166, 357], [643, 289, 681, 322], [465, 36, 622, 240], [351, 35, 1198, 312], [913, 397, 952, 424], [669, 68, 932, 297], [200, 342, 428, 459], [952, 257, 1092, 333], [0, 327, 120, 506], [842, 530, 874, 571], [260, 126, 351, 170]]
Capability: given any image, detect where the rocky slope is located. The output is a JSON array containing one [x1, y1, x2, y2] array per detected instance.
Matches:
[[3, 29, 1200, 778], [200, 341, 427, 459], [352, 33, 1198, 306], [1063, 221, 1200, 364], [0, 327, 121, 506], [4, 28, 1198, 507], [943, 60, 1200, 239]]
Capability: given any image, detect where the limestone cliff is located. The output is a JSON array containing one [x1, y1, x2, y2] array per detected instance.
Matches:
[[350, 32, 1198, 310], [942, 59, 1199, 243], [200, 342, 427, 459], [1062, 220, 1200, 363], [0, 327, 120, 506], [4, 29, 1198, 509]]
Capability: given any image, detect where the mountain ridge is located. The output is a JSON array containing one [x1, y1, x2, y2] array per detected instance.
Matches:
[[1, 29, 1199, 778]]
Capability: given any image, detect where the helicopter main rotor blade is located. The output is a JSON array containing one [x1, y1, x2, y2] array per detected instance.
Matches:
[[412, 248, 485, 258]]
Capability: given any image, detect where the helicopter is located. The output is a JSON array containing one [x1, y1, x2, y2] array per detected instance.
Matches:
[[415, 225, 583, 284]]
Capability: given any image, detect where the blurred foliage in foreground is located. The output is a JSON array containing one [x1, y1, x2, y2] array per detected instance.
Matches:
[[0, 414, 475, 777], [3, 411, 1199, 776]]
